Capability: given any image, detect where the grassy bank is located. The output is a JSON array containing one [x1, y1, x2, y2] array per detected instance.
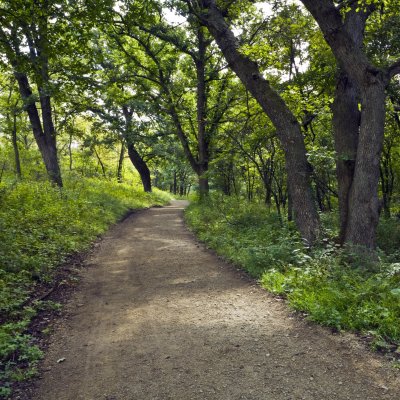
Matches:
[[0, 174, 171, 396], [185, 196, 400, 355]]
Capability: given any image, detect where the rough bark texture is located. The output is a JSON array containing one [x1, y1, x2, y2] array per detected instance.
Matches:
[[332, 73, 360, 244], [196, 0, 320, 244], [14, 71, 62, 186], [345, 81, 386, 248], [3, 19, 63, 187], [331, 9, 367, 244], [300, 0, 391, 249]]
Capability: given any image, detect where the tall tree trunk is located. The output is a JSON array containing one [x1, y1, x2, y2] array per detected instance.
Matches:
[[7, 111, 22, 179], [122, 106, 152, 192], [332, 72, 360, 243], [117, 140, 125, 183], [195, 0, 319, 244], [127, 142, 152, 192], [196, 27, 210, 199], [93, 147, 106, 178], [14, 71, 62, 186], [344, 81, 386, 248], [39, 91, 62, 186], [11, 113, 22, 179], [299, 0, 397, 249]]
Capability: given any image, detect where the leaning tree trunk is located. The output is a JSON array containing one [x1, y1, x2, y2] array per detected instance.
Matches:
[[14, 71, 62, 186], [196, 0, 319, 244], [122, 106, 152, 192], [127, 142, 152, 193]]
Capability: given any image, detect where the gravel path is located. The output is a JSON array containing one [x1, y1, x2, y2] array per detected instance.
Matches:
[[30, 200, 400, 400]]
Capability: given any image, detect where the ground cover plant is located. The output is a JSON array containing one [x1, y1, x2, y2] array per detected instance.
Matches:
[[0, 174, 171, 397], [185, 195, 400, 355]]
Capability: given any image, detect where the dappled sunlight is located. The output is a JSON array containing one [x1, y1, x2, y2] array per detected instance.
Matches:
[[33, 198, 400, 400]]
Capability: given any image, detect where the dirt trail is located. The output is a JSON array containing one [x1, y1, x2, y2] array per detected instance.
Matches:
[[29, 200, 399, 400]]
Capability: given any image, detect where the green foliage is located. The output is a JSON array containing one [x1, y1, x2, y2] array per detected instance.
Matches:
[[0, 174, 171, 395], [185, 195, 304, 277], [186, 196, 400, 350], [377, 218, 400, 261]]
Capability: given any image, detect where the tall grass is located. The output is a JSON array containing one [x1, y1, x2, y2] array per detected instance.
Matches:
[[0, 174, 171, 396]]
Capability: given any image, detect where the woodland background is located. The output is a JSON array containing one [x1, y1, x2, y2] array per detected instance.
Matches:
[[0, 0, 400, 396]]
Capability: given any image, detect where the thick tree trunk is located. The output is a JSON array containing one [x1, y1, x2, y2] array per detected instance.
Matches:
[[300, 0, 394, 249], [198, 174, 209, 198], [344, 81, 386, 248], [197, 0, 319, 244], [127, 142, 152, 192], [332, 72, 360, 243], [39, 92, 62, 186], [14, 71, 62, 186]]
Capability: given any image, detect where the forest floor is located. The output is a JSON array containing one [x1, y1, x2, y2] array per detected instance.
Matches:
[[16, 200, 400, 400]]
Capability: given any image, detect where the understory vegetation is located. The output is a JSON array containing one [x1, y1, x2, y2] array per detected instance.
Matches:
[[0, 175, 170, 396], [1, 0, 400, 396], [185, 196, 400, 353]]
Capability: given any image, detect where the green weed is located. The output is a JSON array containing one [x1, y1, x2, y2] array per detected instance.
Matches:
[[0, 174, 171, 396], [186, 196, 400, 350]]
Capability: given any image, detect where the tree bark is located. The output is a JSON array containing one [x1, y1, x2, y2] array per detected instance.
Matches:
[[300, 0, 393, 249], [11, 113, 22, 179], [14, 71, 62, 186], [127, 142, 152, 192], [344, 81, 386, 248], [194, 0, 320, 244], [195, 27, 210, 199], [332, 72, 360, 243], [122, 106, 152, 192], [117, 140, 125, 183]]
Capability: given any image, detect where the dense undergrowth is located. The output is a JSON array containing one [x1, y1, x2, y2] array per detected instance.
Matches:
[[185, 195, 400, 355], [0, 174, 171, 397]]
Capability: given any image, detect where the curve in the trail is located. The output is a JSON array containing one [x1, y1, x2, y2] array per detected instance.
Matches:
[[31, 200, 399, 400]]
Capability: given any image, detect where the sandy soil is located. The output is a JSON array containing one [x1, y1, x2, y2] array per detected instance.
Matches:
[[26, 200, 400, 400]]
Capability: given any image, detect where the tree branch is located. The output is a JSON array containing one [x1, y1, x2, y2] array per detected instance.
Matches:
[[388, 59, 400, 79]]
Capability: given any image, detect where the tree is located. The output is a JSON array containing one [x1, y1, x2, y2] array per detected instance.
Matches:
[[300, 0, 400, 249], [186, 0, 320, 244], [0, 0, 64, 185]]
